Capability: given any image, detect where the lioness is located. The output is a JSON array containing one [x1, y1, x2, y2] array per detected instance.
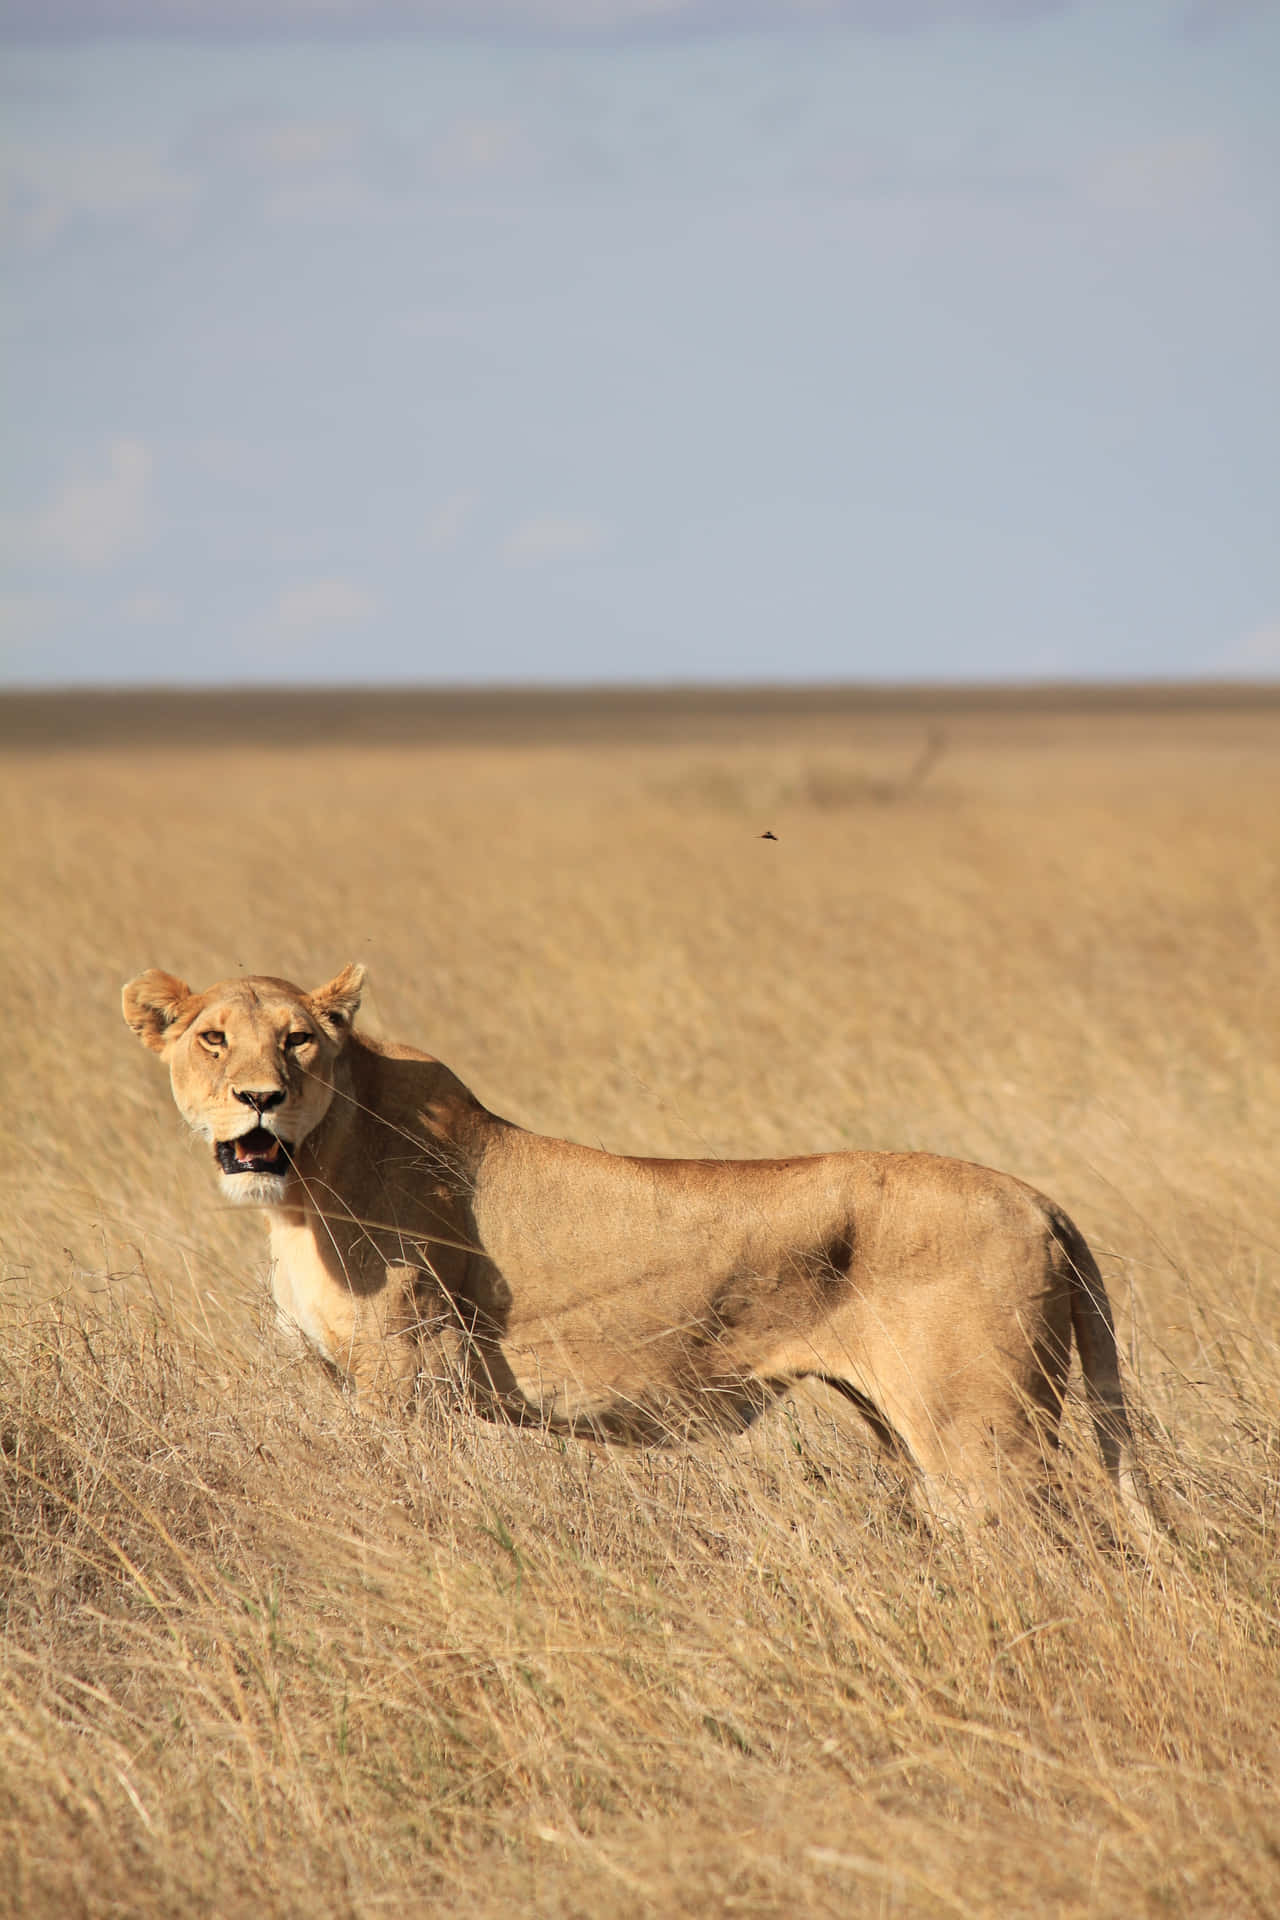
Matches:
[[123, 964, 1150, 1526]]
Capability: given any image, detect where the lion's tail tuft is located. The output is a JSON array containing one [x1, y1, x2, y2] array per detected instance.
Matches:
[[1056, 1211, 1160, 1547]]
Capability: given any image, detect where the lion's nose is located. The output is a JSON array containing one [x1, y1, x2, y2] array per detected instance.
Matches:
[[234, 1088, 286, 1114]]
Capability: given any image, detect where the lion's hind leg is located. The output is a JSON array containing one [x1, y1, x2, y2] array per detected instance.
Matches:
[[815, 1354, 1069, 1533], [912, 1411, 1063, 1531], [817, 1376, 914, 1463]]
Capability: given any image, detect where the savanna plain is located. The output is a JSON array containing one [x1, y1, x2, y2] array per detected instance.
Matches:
[[1, 688, 1278, 1920]]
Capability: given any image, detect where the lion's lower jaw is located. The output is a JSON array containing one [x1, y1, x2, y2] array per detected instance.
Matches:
[[218, 1168, 291, 1208]]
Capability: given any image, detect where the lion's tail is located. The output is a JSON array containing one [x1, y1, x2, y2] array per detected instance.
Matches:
[[1057, 1211, 1158, 1544]]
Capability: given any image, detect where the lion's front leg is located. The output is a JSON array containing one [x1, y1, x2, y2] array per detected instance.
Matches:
[[271, 1296, 311, 1362], [402, 1263, 472, 1414], [340, 1261, 434, 1407]]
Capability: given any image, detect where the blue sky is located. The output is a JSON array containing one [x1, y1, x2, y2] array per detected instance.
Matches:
[[1, 1, 1277, 686]]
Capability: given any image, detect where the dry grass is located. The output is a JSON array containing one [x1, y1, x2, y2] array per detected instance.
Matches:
[[2, 692, 1278, 1918]]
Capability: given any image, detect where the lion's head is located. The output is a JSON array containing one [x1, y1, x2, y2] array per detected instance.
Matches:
[[122, 965, 365, 1205]]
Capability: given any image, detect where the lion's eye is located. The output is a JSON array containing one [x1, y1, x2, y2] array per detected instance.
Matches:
[[284, 1031, 312, 1051], [201, 1030, 225, 1049]]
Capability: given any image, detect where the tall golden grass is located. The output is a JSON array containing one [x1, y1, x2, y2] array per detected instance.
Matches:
[[2, 693, 1278, 1917]]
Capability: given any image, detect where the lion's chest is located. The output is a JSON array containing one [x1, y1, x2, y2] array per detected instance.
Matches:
[[267, 1215, 356, 1363]]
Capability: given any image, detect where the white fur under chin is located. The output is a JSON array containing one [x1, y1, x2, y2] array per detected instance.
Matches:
[[218, 1169, 290, 1207]]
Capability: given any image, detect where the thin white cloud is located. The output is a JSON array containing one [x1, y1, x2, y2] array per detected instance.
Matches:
[[274, 579, 379, 631], [0, 2, 1074, 40], [176, 110, 405, 224], [1217, 620, 1280, 675], [424, 491, 477, 551], [264, 177, 395, 223], [1, 439, 153, 571], [0, 139, 193, 244], [1180, 0, 1273, 37], [0, 592, 61, 664], [426, 118, 534, 186], [122, 589, 180, 626], [189, 437, 267, 484], [225, 118, 360, 176], [234, 577, 379, 662], [1086, 134, 1232, 218], [503, 514, 610, 565]]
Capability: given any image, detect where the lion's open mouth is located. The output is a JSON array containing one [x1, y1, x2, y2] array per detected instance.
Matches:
[[215, 1128, 293, 1177]]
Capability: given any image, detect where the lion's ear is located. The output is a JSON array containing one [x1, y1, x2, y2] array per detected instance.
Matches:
[[122, 970, 194, 1054], [308, 963, 365, 1038]]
